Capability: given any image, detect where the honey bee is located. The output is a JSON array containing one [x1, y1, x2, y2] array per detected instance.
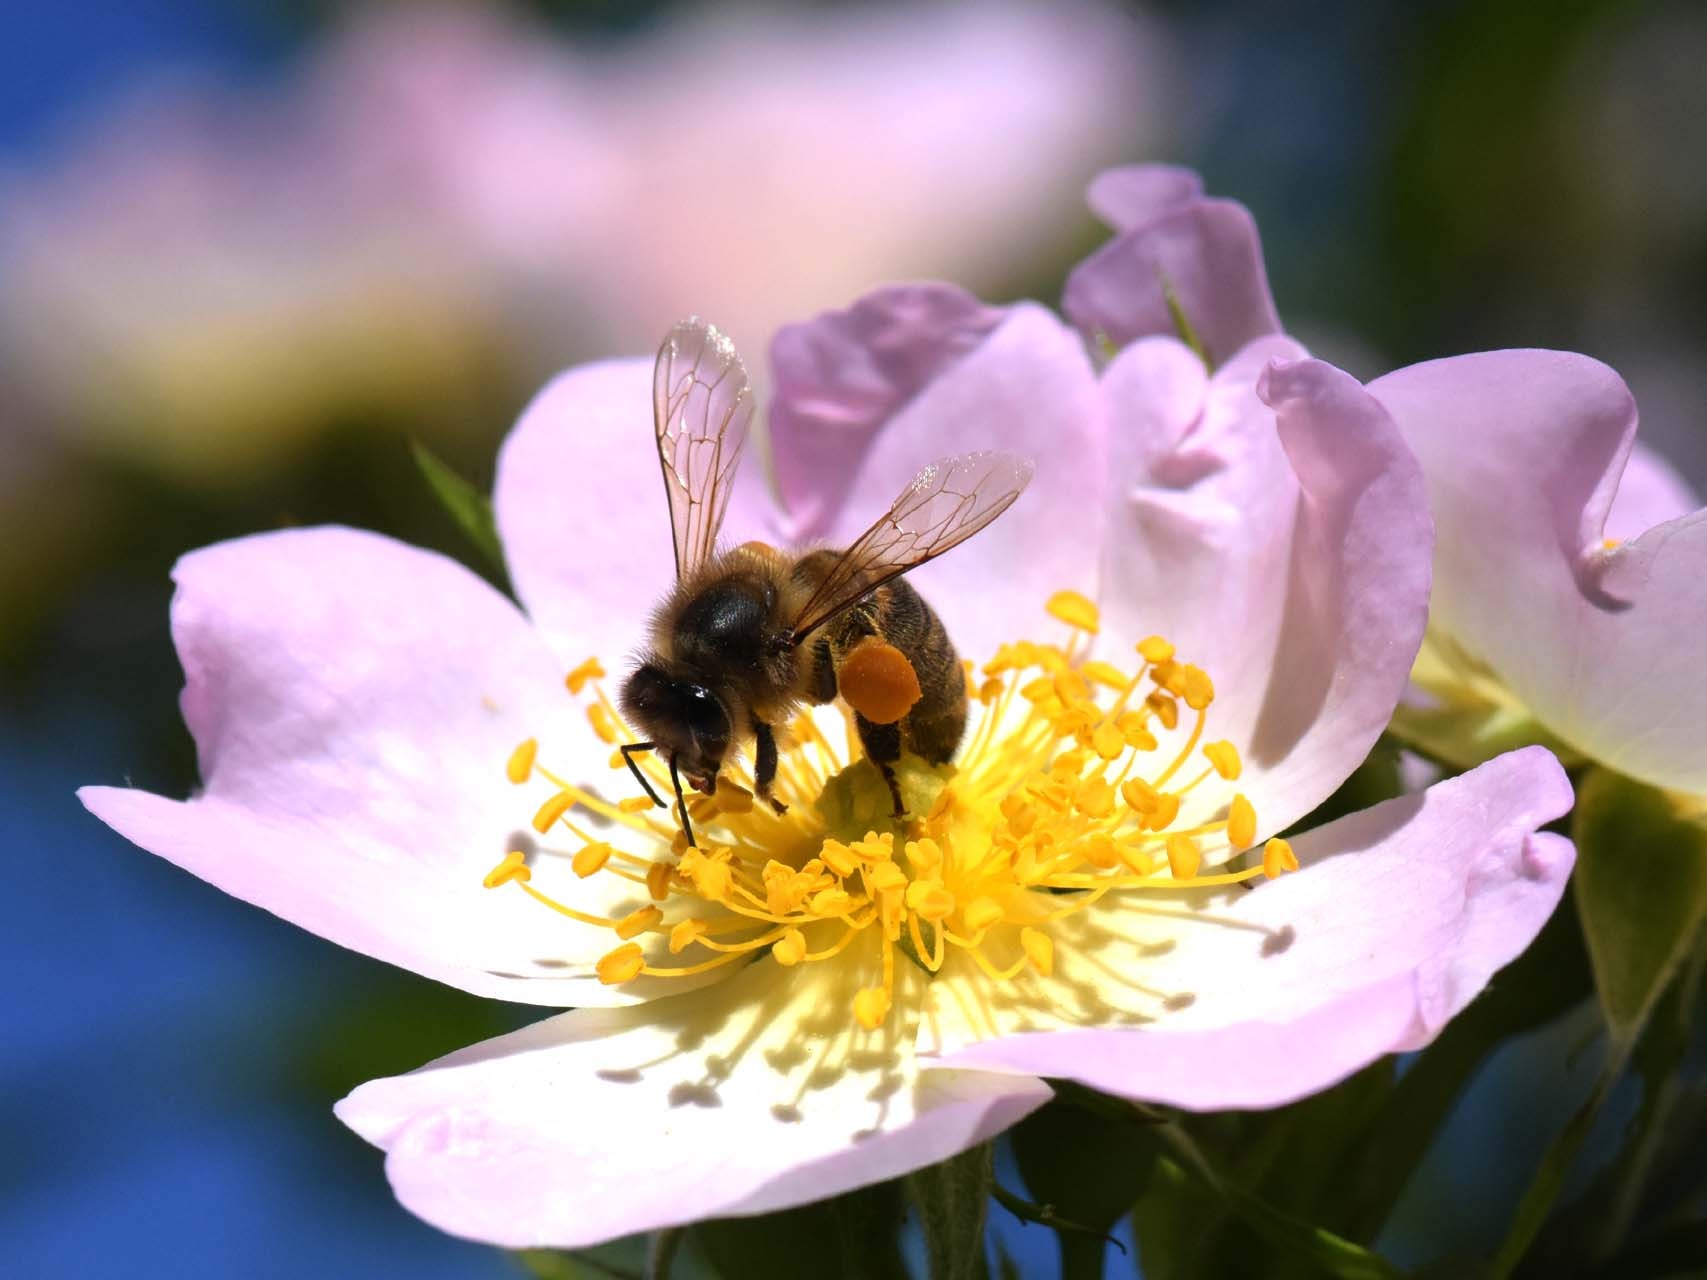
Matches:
[[618, 318, 1032, 845]]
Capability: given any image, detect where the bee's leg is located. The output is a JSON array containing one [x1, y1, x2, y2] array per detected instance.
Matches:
[[667, 752, 697, 849], [619, 741, 666, 808], [752, 720, 788, 815], [855, 714, 907, 817]]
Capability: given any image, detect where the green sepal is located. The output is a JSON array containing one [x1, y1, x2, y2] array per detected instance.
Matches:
[[905, 1143, 994, 1280], [411, 438, 505, 574], [1572, 766, 1707, 1050]]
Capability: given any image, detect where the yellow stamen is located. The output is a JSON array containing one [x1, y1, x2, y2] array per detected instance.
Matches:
[[506, 738, 538, 784], [532, 791, 575, 834], [1227, 794, 1257, 851], [1020, 926, 1055, 977], [566, 657, 606, 695], [1204, 740, 1242, 780], [616, 905, 663, 939], [1046, 590, 1100, 633], [1263, 837, 1300, 879], [772, 928, 808, 966], [1166, 834, 1202, 880], [1137, 635, 1175, 663], [488, 607, 1290, 1030], [483, 851, 531, 889]]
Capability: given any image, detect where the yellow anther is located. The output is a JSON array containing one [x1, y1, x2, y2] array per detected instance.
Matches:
[[692, 859, 732, 901], [1166, 834, 1202, 880], [1020, 927, 1055, 977], [1091, 720, 1125, 761], [811, 888, 853, 916], [1045, 589, 1100, 634], [1137, 635, 1175, 663], [1076, 776, 1116, 819], [855, 832, 896, 861], [979, 676, 1005, 704], [821, 840, 859, 878], [531, 791, 576, 834], [572, 842, 613, 878], [506, 738, 538, 784], [1000, 794, 1037, 837], [1052, 669, 1092, 704], [616, 905, 663, 939], [1118, 843, 1155, 875], [1117, 711, 1159, 751], [596, 943, 645, 984], [853, 987, 891, 1030], [1021, 675, 1057, 704], [608, 749, 626, 770], [772, 928, 808, 966], [618, 795, 655, 814], [646, 861, 673, 901], [905, 881, 956, 921], [905, 838, 943, 872], [1147, 792, 1182, 831], [669, 919, 706, 954], [1180, 664, 1215, 711], [1082, 833, 1120, 869], [1151, 658, 1181, 689], [866, 862, 907, 894], [587, 703, 620, 745], [1081, 660, 1130, 690], [1227, 794, 1257, 851], [713, 779, 755, 813], [963, 898, 1004, 932], [1121, 777, 1160, 814], [566, 657, 606, 695], [1204, 740, 1242, 780], [482, 850, 531, 889], [1263, 837, 1300, 879], [1146, 692, 1180, 731]]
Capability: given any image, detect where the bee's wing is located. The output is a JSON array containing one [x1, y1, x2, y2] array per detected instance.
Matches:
[[652, 318, 755, 578], [787, 450, 1034, 643]]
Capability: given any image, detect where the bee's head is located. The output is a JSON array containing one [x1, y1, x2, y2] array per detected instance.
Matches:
[[618, 660, 734, 791]]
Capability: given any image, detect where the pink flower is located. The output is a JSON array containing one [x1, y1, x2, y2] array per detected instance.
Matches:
[[1066, 165, 1707, 798], [80, 294, 1572, 1247], [1, 1, 1161, 478]]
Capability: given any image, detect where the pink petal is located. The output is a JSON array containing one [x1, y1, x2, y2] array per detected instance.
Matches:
[[80, 526, 690, 1007], [1097, 346, 1433, 835], [770, 297, 1104, 660], [337, 951, 1050, 1248], [1085, 164, 1204, 231], [1604, 439, 1700, 543], [922, 747, 1574, 1110], [1371, 350, 1707, 793], [768, 282, 1008, 538], [494, 356, 780, 671], [1063, 180, 1280, 368]]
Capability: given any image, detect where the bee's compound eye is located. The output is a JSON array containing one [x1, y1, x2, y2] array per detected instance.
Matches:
[[681, 684, 731, 756]]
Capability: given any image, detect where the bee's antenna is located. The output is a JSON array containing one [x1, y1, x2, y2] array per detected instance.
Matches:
[[667, 752, 697, 849], [619, 741, 667, 808]]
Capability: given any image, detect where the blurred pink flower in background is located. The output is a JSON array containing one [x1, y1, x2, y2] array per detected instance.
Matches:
[[0, 0, 1166, 483]]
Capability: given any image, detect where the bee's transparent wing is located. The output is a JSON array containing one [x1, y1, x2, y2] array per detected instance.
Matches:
[[653, 318, 755, 578], [787, 450, 1034, 642]]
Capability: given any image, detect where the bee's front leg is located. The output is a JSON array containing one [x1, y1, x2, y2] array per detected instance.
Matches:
[[752, 720, 789, 815]]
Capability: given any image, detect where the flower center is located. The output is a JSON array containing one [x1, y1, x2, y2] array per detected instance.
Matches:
[[483, 591, 1296, 1029]]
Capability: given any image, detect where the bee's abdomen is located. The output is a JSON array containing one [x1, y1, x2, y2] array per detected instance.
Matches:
[[882, 579, 968, 764]]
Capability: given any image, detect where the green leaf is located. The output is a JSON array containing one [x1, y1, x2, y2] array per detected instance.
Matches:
[[411, 438, 505, 573], [905, 1143, 994, 1280], [1010, 1095, 1152, 1280], [1572, 767, 1707, 1049], [1128, 1143, 1197, 1280], [693, 1187, 907, 1280], [1156, 1127, 1404, 1280]]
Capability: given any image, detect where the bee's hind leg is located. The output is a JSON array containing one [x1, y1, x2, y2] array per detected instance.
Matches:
[[855, 714, 907, 818], [752, 720, 789, 815]]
